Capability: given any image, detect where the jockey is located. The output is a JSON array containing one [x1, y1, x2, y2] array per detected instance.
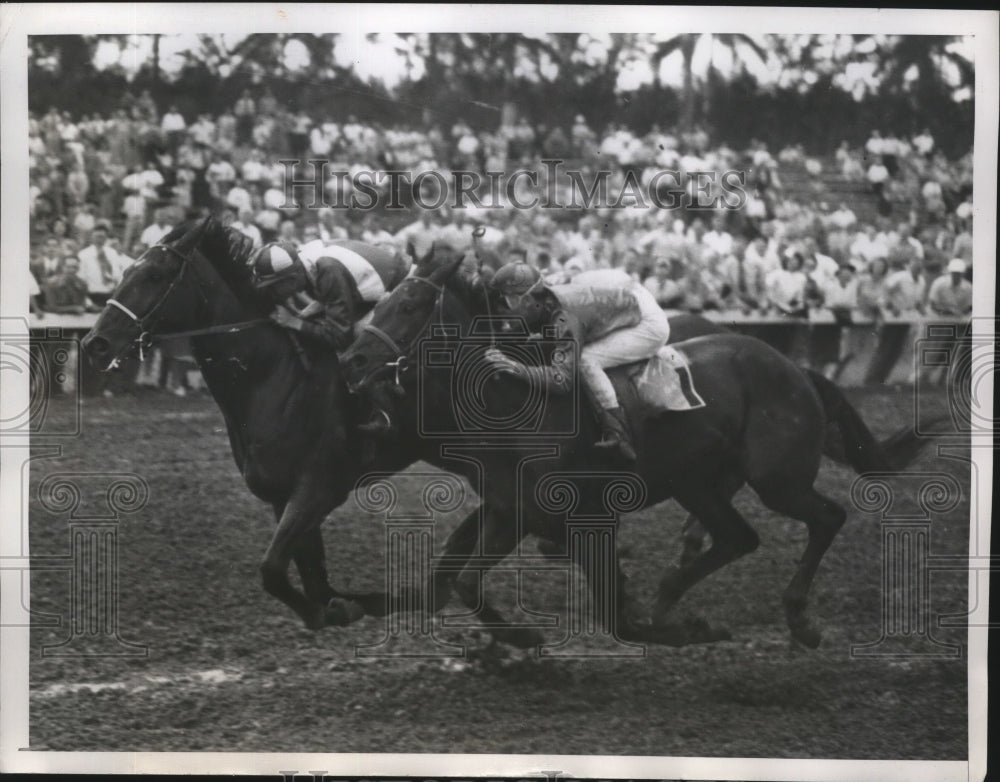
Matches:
[[250, 239, 410, 351], [486, 262, 671, 463], [251, 239, 411, 437]]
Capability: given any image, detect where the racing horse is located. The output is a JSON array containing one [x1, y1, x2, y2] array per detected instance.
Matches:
[[81, 216, 406, 630], [340, 246, 928, 649], [664, 313, 938, 566]]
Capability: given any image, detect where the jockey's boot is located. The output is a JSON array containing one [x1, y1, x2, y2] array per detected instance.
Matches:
[[594, 406, 637, 463]]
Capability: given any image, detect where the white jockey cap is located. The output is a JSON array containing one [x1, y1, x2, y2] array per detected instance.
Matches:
[[947, 258, 966, 274]]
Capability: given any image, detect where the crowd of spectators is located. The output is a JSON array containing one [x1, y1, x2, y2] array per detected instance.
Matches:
[[29, 88, 975, 388]]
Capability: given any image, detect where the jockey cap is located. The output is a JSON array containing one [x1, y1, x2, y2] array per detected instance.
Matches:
[[491, 262, 544, 296], [491, 261, 546, 311], [251, 243, 303, 287]]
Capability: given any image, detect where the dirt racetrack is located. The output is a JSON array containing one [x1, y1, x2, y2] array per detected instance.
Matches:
[[28, 386, 969, 758]]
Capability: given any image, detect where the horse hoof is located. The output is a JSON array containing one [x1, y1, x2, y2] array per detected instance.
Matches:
[[325, 597, 365, 626], [790, 623, 822, 649], [682, 616, 731, 644]]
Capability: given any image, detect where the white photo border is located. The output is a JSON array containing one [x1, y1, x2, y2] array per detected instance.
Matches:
[[1, 4, 996, 779]]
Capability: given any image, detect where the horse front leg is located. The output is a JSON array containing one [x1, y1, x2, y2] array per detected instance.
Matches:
[[448, 504, 543, 649], [261, 488, 364, 630]]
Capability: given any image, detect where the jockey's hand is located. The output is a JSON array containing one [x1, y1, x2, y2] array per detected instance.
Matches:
[[484, 347, 525, 377], [270, 305, 303, 331]]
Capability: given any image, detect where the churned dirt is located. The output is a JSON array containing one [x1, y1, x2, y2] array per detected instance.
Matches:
[[28, 388, 968, 758]]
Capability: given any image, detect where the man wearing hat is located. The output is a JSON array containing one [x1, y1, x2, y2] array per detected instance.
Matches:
[[485, 261, 672, 463], [927, 259, 973, 318]]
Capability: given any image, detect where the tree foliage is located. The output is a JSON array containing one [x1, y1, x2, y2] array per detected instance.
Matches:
[[28, 33, 974, 155]]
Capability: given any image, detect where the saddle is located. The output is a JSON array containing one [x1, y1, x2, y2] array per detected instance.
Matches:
[[617, 344, 706, 413]]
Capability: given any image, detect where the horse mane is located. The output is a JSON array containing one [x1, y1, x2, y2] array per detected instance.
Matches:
[[165, 215, 265, 310]]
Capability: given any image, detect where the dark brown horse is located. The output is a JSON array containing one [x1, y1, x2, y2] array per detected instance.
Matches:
[[665, 313, 937, 565], [340, 248, 927, 649], [81, 217, 403, 630]]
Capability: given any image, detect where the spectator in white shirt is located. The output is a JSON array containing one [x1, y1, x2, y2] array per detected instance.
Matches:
[[927, 259, 973, 317], [823, 263, 859, 319], [766, 252, 808, 316], [882, 256, 927, 317], [206, 154, 237, 204], [121, 167, 149, 253], [317, 208, 349, 243], [161, 105, 186, 148], [913, 128, 934, 157], [867, 156, 889, 196], [78, 224, 130, 297], [702, 213, 733, 257], [241, 149, 267, 188], [72, 203, 97, 246], [188, 114, 217, 148], [231, 207, 263, 249], [865, 131, 885, 157], [225, 179, 253, 214], [850, 225, 889, 265], [139, 208, 175, 248], [395, 211, 441, 258]]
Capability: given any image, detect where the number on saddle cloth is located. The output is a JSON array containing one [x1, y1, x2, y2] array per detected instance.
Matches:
[[629, 345, 706, 412]]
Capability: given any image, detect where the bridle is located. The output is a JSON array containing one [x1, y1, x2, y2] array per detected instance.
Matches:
[[350, 260, 505, 394], [103, 243, 268, 370], [351, 275, 446, 392]]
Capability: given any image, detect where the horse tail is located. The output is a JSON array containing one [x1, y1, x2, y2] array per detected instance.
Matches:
[[804, 369, 936, 473]]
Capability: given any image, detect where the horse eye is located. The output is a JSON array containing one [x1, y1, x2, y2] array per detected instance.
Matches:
[[399, 301, 414, 314]]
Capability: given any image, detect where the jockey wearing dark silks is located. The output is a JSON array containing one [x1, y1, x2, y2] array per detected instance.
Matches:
[[251, 240, 410, 437], [487, 262, 672, 463]]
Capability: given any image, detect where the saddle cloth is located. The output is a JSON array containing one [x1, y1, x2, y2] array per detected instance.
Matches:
[[627, 344, 706, 412]]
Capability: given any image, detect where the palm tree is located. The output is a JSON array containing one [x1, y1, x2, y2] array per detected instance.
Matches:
[[650, 33, 769, 131]]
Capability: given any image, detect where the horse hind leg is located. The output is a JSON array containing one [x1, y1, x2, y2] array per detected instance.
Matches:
[[678, 474, 743, 566], [653, 486, 759, 625], [754, 482, 846, 649], [292, 526, 338, 604]]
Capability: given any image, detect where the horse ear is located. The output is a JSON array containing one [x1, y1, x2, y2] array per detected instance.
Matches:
[[412, 242, 439, 278], [176, 215, 211, 251], [417, 242, 436, 271], [428, 250, 464, 285]]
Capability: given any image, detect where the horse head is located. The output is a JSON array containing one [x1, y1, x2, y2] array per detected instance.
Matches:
[[341, 242, 468, 394], [81, 216, 259, 371]]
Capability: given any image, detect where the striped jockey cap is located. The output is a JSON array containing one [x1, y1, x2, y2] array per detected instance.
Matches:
[[251, 243, 302, 282]]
